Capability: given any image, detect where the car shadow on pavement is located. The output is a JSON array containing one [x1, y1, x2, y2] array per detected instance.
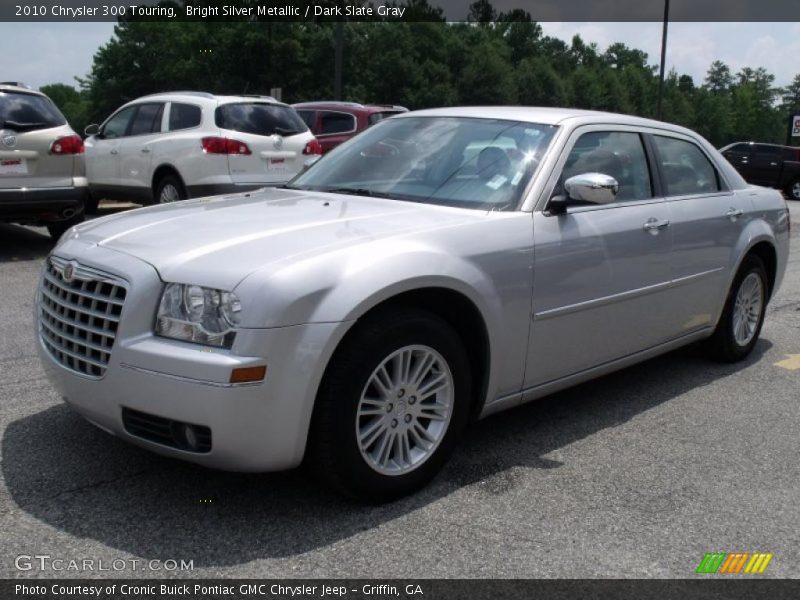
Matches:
[[0, 204, 136, 263], [0, 223, 53, 262], [2, 339, 772, 568]]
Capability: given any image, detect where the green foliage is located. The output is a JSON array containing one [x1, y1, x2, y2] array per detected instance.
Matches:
[[57, 2, 798, 147], [39, 83, 91, 133]]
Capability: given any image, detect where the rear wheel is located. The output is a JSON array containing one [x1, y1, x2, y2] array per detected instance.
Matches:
[[154, 175, 186, 204], [308, 308, 471, 502], [787, 177, 800, 201], [706, 254, 768, 362]]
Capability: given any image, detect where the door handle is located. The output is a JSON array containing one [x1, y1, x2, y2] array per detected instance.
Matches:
[[141, 148, 151, 154], [643, 218, 670, 234], [725, 208, 744, 220], [110, 150, 118, 155]]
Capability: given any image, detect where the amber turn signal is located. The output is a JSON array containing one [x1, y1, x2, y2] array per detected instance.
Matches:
[[229, 365, 267, 384]]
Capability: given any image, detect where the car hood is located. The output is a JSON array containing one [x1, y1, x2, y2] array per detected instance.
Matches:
[[68, 188, 482, 289]]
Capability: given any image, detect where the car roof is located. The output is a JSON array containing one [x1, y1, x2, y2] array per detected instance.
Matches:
[[292, 101, 408, 113], [0, 83, 45, 96], [724, 141, 799, 150], [131, 91, 286, 107], [394, 106, 698, 132]]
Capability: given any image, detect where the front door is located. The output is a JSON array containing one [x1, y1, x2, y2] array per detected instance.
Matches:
[[526, 128, 674, 388]]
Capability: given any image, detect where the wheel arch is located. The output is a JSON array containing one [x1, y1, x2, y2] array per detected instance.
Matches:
[[151, 164, 186, 199]]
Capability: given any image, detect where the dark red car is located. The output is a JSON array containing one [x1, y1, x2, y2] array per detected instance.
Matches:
[[291, 101, 407, 154]]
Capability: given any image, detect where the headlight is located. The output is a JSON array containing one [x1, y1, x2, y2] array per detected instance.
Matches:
[[155, 283, 242, 348]]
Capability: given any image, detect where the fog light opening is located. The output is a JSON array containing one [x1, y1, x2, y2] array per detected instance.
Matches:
[[173, 422, 200, 451]]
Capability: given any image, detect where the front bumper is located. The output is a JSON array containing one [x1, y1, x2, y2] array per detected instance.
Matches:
[[0, 179, 88, 223], [35, 241, 343, 471]]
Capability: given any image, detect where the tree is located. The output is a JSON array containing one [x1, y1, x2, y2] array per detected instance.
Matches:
[[516, 58, 571, 106], [40, 83, 91, 133], [704, 60, 733, 94]]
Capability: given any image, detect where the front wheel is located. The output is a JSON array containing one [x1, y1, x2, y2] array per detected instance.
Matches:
[[706, 254, 768, 362], [308, 308, 471, 502]]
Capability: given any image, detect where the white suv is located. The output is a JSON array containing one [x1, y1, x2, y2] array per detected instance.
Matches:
[[84, 92, 321, 208]]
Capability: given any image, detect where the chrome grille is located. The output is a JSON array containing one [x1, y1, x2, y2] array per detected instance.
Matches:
[[39, 256, 127, 378]]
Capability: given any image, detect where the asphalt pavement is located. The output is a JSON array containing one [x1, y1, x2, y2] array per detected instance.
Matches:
[[0, 202, 798, 579]]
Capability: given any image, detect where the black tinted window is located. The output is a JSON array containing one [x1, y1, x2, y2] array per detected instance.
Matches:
[[654, 136, 720, 196], [368, 111, 402, 126], [295, 109, 316, 129], [753, 145, 781, 160], [215, 103, 307, 136], [0, 91, 66, 132], [320, 111, 356, 135], [169, 103, 201, 131], [129, 103, 163, 136]]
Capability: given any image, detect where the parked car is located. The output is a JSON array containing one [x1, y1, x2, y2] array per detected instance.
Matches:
[[84, 92, 321, 209], [720, 141, 800, 200], [0, 82, 87, 238], [37, 107, 790, 501], [292, 101, 407, 153]]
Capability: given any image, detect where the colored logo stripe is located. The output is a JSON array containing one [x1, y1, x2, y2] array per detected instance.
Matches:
[[697, 553, 772, 574]]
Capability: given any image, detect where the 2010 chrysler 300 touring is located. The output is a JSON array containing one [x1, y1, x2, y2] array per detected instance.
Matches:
[[37, 107, 791, 501]]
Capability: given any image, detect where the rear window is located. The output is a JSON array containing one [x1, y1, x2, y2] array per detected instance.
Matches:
[[215, 103, 308, 137], [320, 111, 356, 135], [368, 111, 403, 126], [169, 103, 202, 131], [0, 91, 66, 132], [295, 109, 316, 129]]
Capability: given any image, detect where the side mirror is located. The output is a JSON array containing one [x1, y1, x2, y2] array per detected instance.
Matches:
[[564, 172, 619, 204], [84, 123, 100, 137]]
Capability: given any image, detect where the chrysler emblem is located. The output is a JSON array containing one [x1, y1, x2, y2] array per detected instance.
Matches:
[[2, 133, 16, 148], [62, 262, 76, 283], [271, 134, 283, 150]]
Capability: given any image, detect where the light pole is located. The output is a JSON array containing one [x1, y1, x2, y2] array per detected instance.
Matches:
[[656, 0, 670, 119]]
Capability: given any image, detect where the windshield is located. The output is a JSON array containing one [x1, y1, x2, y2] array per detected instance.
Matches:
[[288, 116, 558, 211]]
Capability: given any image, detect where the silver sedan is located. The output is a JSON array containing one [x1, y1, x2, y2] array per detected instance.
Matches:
[[36, 107, 791, 501]]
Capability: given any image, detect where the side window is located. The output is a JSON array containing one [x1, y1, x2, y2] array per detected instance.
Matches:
[[128, 103, 163, 136], [753, 145, 781, 161], [653, 136, 720, 196], [102, 106, 137, 139], [295, 109, 316, 130], [168, 103, 201, 131], [561, 131, 653, 202], [319, 111, 356, 135]]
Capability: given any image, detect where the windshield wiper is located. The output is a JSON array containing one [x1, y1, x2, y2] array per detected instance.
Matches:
[[274, 127, 303, 136], [324, 187, 378, 197], [3, 120, 47, 132]]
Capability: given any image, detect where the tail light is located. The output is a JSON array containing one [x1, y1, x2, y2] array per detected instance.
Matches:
[[50, 135, 84, 155], [303, 138, 323, 155], [201, 137, 251, 155]]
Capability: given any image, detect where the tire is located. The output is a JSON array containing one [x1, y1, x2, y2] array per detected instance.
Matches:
[[84, 192, 99, 215], [706, 254, 768, 362], [46, 212, 84, 240], [786, 177, 800, 201], [154, 174, 186, 204], [308, 308, 472, 502]]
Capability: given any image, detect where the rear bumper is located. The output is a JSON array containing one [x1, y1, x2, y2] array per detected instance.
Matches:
[[0, 181, 88, 222]]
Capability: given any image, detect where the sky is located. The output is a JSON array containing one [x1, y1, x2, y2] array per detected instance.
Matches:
[[0, 21, 798, 92]]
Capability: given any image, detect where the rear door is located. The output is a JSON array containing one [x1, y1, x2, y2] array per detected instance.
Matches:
[[748, 144, 783, 186], [652, 133, 751, 333], [0, 90, 74, 189], [215, 101, 312, 184]]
